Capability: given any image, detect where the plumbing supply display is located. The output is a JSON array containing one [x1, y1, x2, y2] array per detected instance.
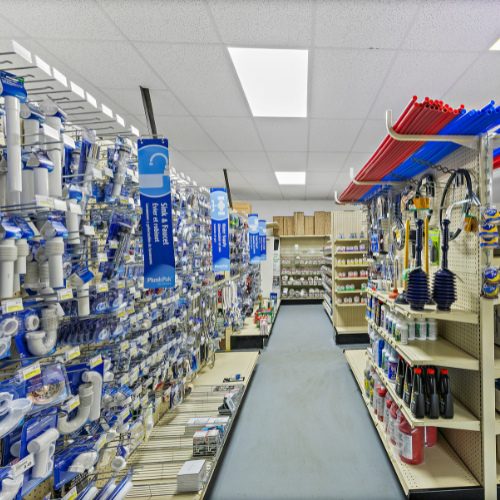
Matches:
[[210, 188, 230, 272], [248, 214, 260, 265], [138, 138, 174, 289], [259, 220, 266, 261]]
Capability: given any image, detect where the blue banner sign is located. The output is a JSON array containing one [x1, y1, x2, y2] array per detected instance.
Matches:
[[210, 188, 230, 272], [138, 138, 175, 289], [259, 220, 267, 261], [249, 214, 260, 264]]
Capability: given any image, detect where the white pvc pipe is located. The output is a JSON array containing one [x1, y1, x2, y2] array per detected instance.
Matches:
[[0, 172, 6, 209], [21, 119, 39, 206], [13, 238, 29, 294], [112, 481, 133, 500], [44, 116, 62, 199], [44, 237, 64, 289], [26, 427, 59, 478], [67, 199, 80, 245], [81, 371, 102, 422], [81, 486, 98, 500], [34, 167, 49, 198], [25, 329, 57, 356], [77, 282, 89, 317], [0, 240, 18, 299], [4, 96, 22, 197]]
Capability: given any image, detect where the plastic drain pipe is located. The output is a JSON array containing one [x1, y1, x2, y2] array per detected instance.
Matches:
[[57, 382, 93, 434], [20, 102, 45, 206], [40, 221, 68, 289], [68, 450, 98, 474], [0, 475, 23, 500], [0, 220, 22, 299], [26, 150, 53, 201], [25, 307, 58, 356], [40, 98, 67, 199], [63, 185, 82, 245], [1, 72, 27, 208], [81, 371, 102, 422], [13, 223, 32, 294], [27, 427, 59, 478], [111, 144, 132, 197]]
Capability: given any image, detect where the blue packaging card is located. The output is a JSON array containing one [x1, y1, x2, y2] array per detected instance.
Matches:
[[210, 188, 229, 272]]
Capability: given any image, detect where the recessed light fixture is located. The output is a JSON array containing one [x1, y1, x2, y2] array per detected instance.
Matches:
[[70, 81, 85, 98], [12, 41, 32, 63], [131, 125, 140, 137], [102, 104, 113, 117], [116, 114, 125, 126], [228, 47, 308, 117], [491, 38, 500, 50], [275, 171, 306, 185], [52, 68, 67, 86], [86, 93, 97, 108], [35, 56, 52, 76]]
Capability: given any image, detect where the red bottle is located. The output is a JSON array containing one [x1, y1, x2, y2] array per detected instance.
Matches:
[[384, 397, 393, 433], [398, 415, 425, 465], [389, 403, 399, 445], [425, 426, 437, 447], [377, 387, 387, 422]]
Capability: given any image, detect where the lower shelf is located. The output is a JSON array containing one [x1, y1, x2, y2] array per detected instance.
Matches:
[[323, 301, 333, 323], [344, 349, 481, 498]]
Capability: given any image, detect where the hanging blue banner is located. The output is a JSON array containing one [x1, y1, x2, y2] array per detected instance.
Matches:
[[138, 138, 175, 289], [249, 214, 260, 264], [210, 188, 230, 272], [259, 220, 267, 261]]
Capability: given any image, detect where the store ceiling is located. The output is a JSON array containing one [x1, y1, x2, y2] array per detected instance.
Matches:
[[1, 0, 500, 201]]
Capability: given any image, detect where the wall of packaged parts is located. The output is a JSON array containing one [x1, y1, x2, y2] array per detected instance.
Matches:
[[0, 55, 261, 500], [348, 131, 498, 498]]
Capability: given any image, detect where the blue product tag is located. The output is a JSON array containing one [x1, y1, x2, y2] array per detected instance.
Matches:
[[249, 214, 260, 264], [259, 220, 267, 261]]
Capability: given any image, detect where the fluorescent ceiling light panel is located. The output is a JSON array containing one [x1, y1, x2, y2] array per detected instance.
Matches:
[[86, 93, 97, 107], [275, 171, 306, 185], [12, 41, 32, 63], [116, 114, 125, 127], [228, 47, 308, 117], [35, 56, 52, 76], [491, 38, 500, 50], [130, 125, 139, 137], [70, 81, 85, 98], [102, 104, 113, 117], [52, 68, 67, 86]]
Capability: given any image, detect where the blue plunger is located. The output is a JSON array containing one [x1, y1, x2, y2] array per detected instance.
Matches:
[[406, 219, 430, 311], [432, 219, 456, 311]]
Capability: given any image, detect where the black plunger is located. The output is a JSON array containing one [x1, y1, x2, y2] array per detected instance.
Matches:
[[406, 219, 430, 311], [432, 219, 457, 311]]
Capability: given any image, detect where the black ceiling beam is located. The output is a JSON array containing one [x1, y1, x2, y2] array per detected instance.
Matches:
[[140, 86, 158, 138], [223, 169, 233, 209]]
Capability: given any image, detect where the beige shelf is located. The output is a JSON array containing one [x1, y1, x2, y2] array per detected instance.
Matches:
[[495, 345, 500, 379], [337, 264, 369, 268], [280, 235, 329, 238], [336, 325, 368, 334], [336, 289, 367, 294], [282, 296, 322, 300], [367, 318, 479, 371], [336, 277, 368, 281], [323, 301, 333, 323], [335, 251, 367, 255], [334, 238, 368, 242], [368, 353, 480, 431], [336, 303, 366, 308], [345, 349, 480, 495], [282, 283, 321, 287], [367, 289, 478, 324]]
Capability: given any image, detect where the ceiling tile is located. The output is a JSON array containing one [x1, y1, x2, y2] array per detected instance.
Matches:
[[155, 116, 218, 151], [208, 0, 312, 47], [342, 153, 373, 175], [443, 52, 500, 111], [1, 0, 124, 40], [331, 171, 352, 194], [352, 120, 386, 153], [254, 186, 283, 200], [315, 0, 418, 49], [225, 152, 272, 172], [369, 50, 479, 119], [210, 170, 248, 188], [403, 0, 500, 52], [197, 117, 262, 151], [168, 151, 202, 173], [135, 43, 249, 116], [100, 0, 218, 43], [231, 187, 261, 200], [0, 17, 26, 38], [187, 171, 218, 187], [309, 119, 364, 151], [306, 184, 332, 199], [240, 171, 279, 186], [181, 151, 235, 170], [311, 49, 395, 119], [280, 186, 306, 200], [308, 152, 348, 171], [307, 171, 340, 184], [267, 152, 307, 171], [254, 118, 308, 152], [37, 39, 165, 89]]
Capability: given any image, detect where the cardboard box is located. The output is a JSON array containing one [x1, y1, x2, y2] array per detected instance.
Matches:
[[284, 216, 294, 236], [324, 212, 332, 235], [273, 216, 284, 236], [232, 202, 252, 215], [314, 212, 325, 235], [294, 212, 304, 235], [304, 216, 315, 235]]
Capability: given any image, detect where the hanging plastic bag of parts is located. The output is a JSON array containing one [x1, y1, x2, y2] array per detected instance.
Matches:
[[481, 266, 500, 299]]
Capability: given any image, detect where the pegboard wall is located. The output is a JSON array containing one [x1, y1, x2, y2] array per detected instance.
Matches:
[[332, 210, 367, 328]]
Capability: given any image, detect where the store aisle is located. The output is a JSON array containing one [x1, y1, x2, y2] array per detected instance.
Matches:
[[207, 304, 404, 500]]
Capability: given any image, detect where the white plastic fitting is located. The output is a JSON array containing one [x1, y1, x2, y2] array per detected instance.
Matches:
[[103, 372, 114, 382], [0, 318, 18, 336], [110, 456, 126, 472], [111, 167, 125, 198], [13, 238, 29, 293], [80, 486, 97, 500], [24, 314, 39, 332], [4, 96, 22, 204], [66, 199, 80, 245], [112, 481, 133, 500], [67, 450, 98, 474], [25, 255, 40, 287], [9, 441, 20, 458], [0, 239, 18, 298], [104, 359, 112, 372], [27, 427, 59, 478], [77, 282, 90, 317], [0, 475, 23, 500], [34, 166, 49, 198], [44, 115, 62, 199], [21, 118, 39, 206], [81, 371, 102, 422], [0, 397, 32, 439], [106, 428, 117, 443], [0, 337, 11, 358], [101, 484, 116, 500], [25, 308, 58, 356], [141, 319, 152, 331], [57, 383, 93, 435], [44, 237, 64, 289]]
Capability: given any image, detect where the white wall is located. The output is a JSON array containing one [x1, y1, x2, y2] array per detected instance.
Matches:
[[244, 200, 350, 222]]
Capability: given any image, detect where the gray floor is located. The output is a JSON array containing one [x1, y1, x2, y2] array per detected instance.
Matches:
[[207, 304, 405, 500]]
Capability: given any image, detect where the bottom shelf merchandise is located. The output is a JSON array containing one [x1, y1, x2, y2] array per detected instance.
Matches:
[[345, 349, 481, 498]]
